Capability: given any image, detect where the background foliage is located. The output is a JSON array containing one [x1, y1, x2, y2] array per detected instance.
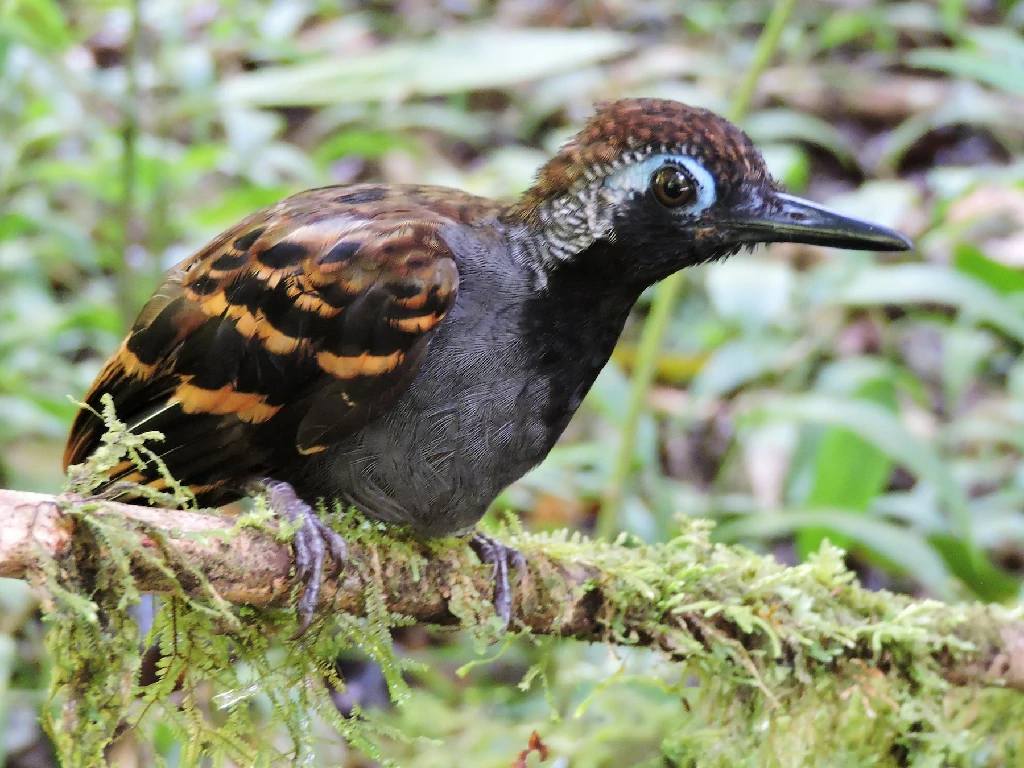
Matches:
[[1, 0, 1022, 765]]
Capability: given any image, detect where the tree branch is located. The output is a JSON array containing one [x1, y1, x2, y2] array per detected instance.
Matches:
[[2, 487, 1022, 695]]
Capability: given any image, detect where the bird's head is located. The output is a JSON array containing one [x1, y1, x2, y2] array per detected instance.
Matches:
[[504, 98, 911, 281]]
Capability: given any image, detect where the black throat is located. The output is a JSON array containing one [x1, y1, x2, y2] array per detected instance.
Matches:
[[518, 239, 648, 434]]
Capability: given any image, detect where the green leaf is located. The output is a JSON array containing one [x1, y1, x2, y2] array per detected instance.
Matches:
[[837, 264, 1024, 343], [715, 511, 954, 598], [905, 47, 1024, 96], [816, 9, 883, 50], [705, 257, 794, 330], [761, 394, 1014, 597], [941, 326, 996, 410], [0, 632, 13, 764], [189, 185, 293, 230], [744, 109, 858, 168], [759, 143, 810, 190], [795, 376, 897, 558], [0, 0, 71, 52], [954, 243, 1024, 295], [312, 129, 414, 165], [691, 337, 791, 398], [748, 394, 972, 543], [822, 181, 920, 233], [220, 29, 632, 106], [928, 535, 1021, 602]]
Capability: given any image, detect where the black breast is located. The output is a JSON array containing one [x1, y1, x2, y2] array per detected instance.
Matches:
[[518, 240, 644, 436], [287, 233, 644, 535]]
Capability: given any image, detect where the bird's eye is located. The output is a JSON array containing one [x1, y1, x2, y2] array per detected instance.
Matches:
[[650, 165, 697, 208]]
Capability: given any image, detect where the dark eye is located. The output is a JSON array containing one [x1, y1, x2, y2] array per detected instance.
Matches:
[[651, 165, 697, 208]]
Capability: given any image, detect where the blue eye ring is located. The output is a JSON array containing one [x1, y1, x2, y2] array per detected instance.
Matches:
[[604, 153, 717, 216], [651, 164, 696, 208]]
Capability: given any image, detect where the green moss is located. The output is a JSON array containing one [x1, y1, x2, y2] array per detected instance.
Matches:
[[465, 522, 1023, 766], [46, 396, 413, 765], [39, 396, 1023, 766]]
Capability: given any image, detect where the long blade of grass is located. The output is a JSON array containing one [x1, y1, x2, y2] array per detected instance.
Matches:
[[597, 0, 799, 538]]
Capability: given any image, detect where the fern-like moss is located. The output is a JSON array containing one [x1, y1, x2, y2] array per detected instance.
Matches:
[[38, 395, 1024, 766], [47, 396, 414, 765]]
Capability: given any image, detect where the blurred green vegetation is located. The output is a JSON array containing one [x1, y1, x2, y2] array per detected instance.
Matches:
[[1, 0, 1022, 765]]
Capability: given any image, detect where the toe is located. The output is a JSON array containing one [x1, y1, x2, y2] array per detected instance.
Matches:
[[314, 518, 347, 576], [248, 478, 348, 636], [294, 550, 324, 636], [470, 532, 523, 629]]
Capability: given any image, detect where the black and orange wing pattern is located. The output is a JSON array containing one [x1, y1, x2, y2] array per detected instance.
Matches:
[[64, 184, 476, 504]]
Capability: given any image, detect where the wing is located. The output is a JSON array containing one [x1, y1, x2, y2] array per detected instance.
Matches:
[[64, 184, 473, 504]]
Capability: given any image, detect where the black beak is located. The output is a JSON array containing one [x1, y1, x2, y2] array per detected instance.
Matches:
[[728, 192, 913, 252]]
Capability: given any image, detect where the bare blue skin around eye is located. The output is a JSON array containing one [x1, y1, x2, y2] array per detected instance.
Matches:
[[604, 154, 717, 216]]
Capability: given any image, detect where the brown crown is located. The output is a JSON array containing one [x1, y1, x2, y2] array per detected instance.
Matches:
[[506, 98, 770, 222]]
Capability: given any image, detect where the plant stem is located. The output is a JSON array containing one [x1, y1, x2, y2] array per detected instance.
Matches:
[[117, 0, 142, 331], [596, 0, 799, 539], [4, 487, 1023, 696]]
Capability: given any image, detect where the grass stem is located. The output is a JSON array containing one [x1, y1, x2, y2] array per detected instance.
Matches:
[[117, 0, 142, 331], [597, 0, 799, 539]]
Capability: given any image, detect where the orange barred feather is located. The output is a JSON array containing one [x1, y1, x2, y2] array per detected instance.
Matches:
[[64, 184, 475, 504]]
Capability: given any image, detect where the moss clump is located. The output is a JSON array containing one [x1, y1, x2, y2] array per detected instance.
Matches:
[[36, 395, 1024, 766], [45, 396, 416, 765]]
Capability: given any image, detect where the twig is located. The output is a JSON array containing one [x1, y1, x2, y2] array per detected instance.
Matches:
[[116, 0, 142, 330], [2, 487, 1023, 695]]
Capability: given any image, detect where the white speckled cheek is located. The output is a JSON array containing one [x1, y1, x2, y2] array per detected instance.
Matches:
[[606, 154, 717, 216]]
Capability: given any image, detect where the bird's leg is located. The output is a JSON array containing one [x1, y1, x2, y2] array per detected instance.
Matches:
[[469, 531, 526, 628], [248, 478, 347, 635]]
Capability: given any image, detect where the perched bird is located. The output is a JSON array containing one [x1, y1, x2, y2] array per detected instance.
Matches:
[[64, 98, 911, 630]]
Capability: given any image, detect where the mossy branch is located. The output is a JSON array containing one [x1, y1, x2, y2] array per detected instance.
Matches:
[[3, 487, 1023, 696]]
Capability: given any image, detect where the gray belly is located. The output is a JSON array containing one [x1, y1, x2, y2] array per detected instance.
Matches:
[[290, 316, 557, 536], [283, 222, 620, 536]]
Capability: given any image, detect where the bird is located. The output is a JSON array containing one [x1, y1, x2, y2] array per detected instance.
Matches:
[[64, 98, 912, 632]]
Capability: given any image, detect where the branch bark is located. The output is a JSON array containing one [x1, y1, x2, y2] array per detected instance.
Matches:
[[2, 487, 1022, 695]]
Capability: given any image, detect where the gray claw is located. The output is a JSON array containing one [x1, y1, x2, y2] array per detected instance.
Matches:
[[470, 532, 525, 628], [255, 479, 346, 635]]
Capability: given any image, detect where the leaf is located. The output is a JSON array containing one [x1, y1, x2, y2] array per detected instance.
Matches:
[[823, 182, 921, 233], [691, 337, 791, 398], [870, 487, 946, 533], [971, 503, 1024, 548], [704, 257, 795, 329], [220, 29, 632, 106], [837, 264, 1024, 343], [744, 109, 858, 168], [794, 376, 897, 559], [0, 633, 13, 763], [816, 8, 887, 50], [941, 326, 996, 410], [905, 47, 1024, 96], [0, 0, 71, 52], [954, 244, 1024, 295], [747, 394, 973, 543], [927, 163, 1024, 202], [759, 143, 810, 190], [312, 130, 413, 165], [928, 535, 1020, 602], [715, 510, 954, 599]]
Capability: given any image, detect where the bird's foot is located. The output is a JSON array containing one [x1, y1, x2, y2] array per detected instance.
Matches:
[[250, 479, 347, 636], [469, 531, 526, 629]]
